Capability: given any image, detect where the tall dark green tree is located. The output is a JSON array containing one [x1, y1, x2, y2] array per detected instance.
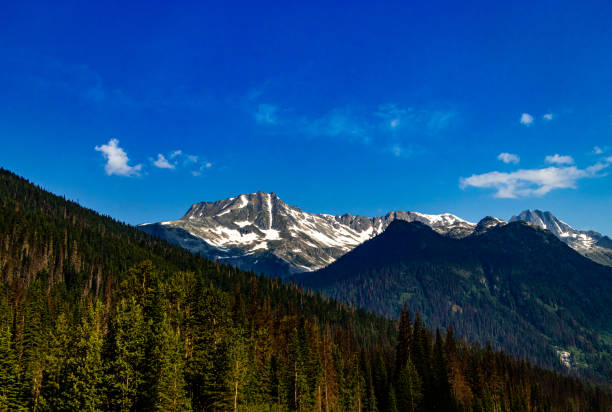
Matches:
[[396, 358, 422, 412], [107, 297, 148, 411], [0, 325, 21, 411], [154, 316, 191, 412]]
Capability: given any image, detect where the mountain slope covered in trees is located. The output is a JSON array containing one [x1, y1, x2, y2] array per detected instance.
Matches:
[[300, 220, 612, 385], [0, 168, 610, 411]]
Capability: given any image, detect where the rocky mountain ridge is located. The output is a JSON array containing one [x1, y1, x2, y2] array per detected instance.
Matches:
[[140, 193, 612, 275]]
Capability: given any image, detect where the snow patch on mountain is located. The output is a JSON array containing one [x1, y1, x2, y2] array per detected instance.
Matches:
[[511, 210, 612, 266], [140, 191, 475, 274], [140, 196, 612, 277]]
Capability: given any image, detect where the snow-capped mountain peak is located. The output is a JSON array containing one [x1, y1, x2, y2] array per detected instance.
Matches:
[[140, 198, 612, 277], [140, 192, 475, 275], [510, 210, 612, 265]]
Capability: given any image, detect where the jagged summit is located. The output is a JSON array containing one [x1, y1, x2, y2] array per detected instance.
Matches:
[[511, 209, 612, 266], [140, 196, 612, 276], [472, 216, 507, 236], [141, 192, 474, 275]]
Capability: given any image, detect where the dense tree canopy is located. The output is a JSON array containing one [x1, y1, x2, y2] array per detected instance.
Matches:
[[0, 168, 610, 411]]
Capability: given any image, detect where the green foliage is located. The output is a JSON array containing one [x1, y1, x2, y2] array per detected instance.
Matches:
[[0, 168, 610, 411], [0, 325, 22, 410], [305, 219, 612, 383], [155, 316, 191, 411], [396, 358, 422, 412]]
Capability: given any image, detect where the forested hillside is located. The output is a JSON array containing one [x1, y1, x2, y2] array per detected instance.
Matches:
[[0, 168, 610, 411], [300, 220, 612, 385]]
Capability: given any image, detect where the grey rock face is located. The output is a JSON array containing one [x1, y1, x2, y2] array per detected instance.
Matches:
[[140, 197, 612, 277], [472, 216, 507, 236], [140, 191, 475, 276], [510, 210, 612, 266]]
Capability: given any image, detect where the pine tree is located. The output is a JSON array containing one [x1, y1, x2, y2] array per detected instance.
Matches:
[[395, 307, 411, 378], [0, 325, 21, 411], [20, 281, 50, 410], [387, 383, 398, 412], [39, 313, 71, 411], [227, 328, 249, 412], [107, 297, 148, 411], [185, 281, 233, 411], [63, 302, 105, 411], [373, 353, 389, 412], [445, 325, 473, 408], [431, 329, 454, 411], [396, 357, 422, 412], [154, 316, 191, 411]]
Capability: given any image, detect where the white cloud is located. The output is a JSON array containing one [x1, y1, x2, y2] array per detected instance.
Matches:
[[497, 152, 520, 164], [594, 146, 604, 154], [191, 161, 213, 177], [163, 150, 201, 168], [545, 154, 574, 165], [542, 113, 554, 121], [520, 113, 534, 126], [375, 104, 456, 133], [254, 104, 279, 125], [95, 139, 142, 177], [460, 158, 612, 198], [153, 154, 175, 169]]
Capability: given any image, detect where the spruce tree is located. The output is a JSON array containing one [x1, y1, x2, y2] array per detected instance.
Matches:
[[0, 325, 21, 410], [107, 297, 148, 411], [396, 358, 422, 412], [154, 316, 191, 411]]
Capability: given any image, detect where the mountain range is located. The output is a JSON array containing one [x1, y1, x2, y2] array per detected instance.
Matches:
[[140, 192, 612, 276]]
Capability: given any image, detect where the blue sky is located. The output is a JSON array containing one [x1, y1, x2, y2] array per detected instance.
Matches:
[[2, 1, 612, 234]]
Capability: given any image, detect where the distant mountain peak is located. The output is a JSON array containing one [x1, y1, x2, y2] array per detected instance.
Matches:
[[140, 195, 612, 276], [141, 192, 476, 275], [472, 216, 507, 236], [510, 210, 612, 266]]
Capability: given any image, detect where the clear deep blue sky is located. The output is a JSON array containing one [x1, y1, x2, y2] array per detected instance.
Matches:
[[1, 1, 612, 234]]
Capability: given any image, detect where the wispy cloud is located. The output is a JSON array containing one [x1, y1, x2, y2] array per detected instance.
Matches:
[[246, 93, 457, 158], [152, 154, 175, 169], [154, 150, 209, 175], [542, 113, 554, 121], [34, 59, 133, 106], [254, 104, 279, 125], [520, 113, 534, 126], [375, 104, 456, 134], [460, 156, 612, 198], [545, 154, 574, 165], [95, 139, 142, 177], [497, 152, 520, 164], [191, 161, 213, 177], [594, 146, 604, 155], [302, 107, 369, 143]]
